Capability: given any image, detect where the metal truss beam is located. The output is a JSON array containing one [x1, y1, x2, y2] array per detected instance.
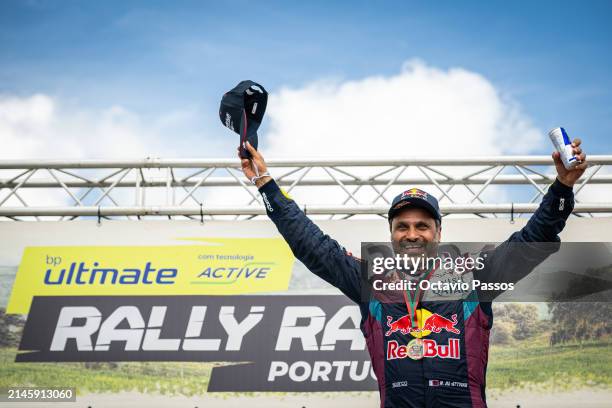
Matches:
[[1, 155, 610, 168], [0, 203, 609, 217], [3, 174, 612, 189], [1, 155, 611, 220]]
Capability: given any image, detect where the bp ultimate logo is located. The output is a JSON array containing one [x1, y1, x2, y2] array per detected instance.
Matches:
[[43, 258, 177, 285], [7, 240, 294, 314]]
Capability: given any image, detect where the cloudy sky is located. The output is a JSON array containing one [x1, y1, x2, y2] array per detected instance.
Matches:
[[0, 0, 611, 211]]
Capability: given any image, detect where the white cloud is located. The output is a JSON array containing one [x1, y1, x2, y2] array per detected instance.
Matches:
[[0, 94, 174, 160], [259, 60, 545, 207], [264, 60, 543, 158]]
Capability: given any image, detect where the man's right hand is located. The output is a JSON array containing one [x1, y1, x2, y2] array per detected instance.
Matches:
[[239, 141, 272, 188]]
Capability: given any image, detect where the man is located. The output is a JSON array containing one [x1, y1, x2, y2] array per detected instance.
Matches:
[[239, 140, 587, 408]]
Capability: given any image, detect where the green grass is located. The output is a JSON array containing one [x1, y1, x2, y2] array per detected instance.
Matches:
[[0, 349, 215, 396], [1, 334, 610, 396], [487, 333, 612, 391]]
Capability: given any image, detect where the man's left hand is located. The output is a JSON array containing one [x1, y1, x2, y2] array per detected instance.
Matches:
[[553, 138, 588, 188]]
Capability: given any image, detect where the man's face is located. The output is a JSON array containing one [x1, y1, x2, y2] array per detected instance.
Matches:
[[390, 207, 441, 257]]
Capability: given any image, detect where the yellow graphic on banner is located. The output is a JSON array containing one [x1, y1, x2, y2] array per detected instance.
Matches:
[[7, 238, 294, 314]]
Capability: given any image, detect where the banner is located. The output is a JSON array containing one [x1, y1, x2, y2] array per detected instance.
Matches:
[[17, 294, 376, 392], [7, 238, 294, 313]]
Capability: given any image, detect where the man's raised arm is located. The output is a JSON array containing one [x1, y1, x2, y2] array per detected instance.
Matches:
[[239, 142, 362, 303], [477, 137, 588, 287]]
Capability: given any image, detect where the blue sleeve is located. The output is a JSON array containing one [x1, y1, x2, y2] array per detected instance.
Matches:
[[476, 179, 574, 288], [259, 180, 363, 304]]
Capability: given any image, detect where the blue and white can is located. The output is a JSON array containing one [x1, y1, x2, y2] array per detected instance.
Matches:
[[548, 127, 579, 170]]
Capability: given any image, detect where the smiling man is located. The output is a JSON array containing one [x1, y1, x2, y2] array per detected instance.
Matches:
[[239, 141, 587, 408]]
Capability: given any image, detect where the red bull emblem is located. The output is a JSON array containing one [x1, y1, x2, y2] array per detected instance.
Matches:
[[421, 313, 460, 334], [401, 188, 428, 200], [387, 338, 460, 360], [385, 312, 460, 337], [385, 314, 413, 336]]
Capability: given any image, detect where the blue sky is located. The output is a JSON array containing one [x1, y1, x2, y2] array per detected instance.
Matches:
[[1, 0, 611, 154]]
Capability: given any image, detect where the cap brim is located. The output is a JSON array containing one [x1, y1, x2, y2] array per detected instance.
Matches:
[[245, 121, 259, 150]]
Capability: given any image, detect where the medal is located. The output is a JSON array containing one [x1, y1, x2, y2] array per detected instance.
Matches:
[[407, 338, 424, 360]]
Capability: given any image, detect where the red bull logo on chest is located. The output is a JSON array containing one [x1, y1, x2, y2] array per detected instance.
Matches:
[[385, 309, 460, 337], [387, 338, 460, 360]]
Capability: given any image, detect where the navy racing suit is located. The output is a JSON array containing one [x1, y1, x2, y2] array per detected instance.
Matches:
[[258, 178, 574, 408]]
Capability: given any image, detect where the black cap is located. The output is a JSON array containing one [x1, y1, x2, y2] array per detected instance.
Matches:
[[388, 188, 441, 224], [219, 80, 268, 159]]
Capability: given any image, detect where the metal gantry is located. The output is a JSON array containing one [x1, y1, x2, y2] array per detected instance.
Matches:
[[0, 156, 611, 220]]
